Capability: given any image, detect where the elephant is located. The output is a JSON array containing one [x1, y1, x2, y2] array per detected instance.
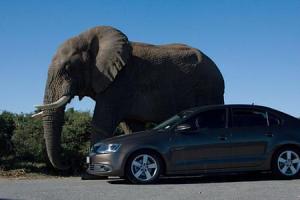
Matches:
[[34, 26, 225, 170]]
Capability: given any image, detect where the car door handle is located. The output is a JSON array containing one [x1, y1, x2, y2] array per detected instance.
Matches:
[[218, 136, 228, 141], [265, 133, 274, 137], [174, 147, 185, 151]]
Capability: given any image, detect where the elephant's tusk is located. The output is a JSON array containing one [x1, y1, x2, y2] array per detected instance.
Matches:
[[35, 96, 71, 110], [32, 111, 44, 118]]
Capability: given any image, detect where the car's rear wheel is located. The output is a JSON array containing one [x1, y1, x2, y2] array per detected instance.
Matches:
[[272, 147, 300, 179], [125, 151, 161, 184]]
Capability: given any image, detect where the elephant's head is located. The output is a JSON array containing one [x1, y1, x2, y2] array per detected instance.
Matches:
[[34, 26, 132, 169]]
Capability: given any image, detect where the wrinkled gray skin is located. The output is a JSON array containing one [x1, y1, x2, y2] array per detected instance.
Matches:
[[39, 26, 225, 169]]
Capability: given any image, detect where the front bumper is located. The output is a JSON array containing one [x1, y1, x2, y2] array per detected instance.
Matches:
[[86, 152, 125, 177]]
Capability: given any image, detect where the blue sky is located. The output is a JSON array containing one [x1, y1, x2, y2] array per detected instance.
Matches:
[[0, 0, 299, 116]]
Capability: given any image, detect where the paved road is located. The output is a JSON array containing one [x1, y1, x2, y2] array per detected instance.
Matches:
[[0, 173, 300, 200]]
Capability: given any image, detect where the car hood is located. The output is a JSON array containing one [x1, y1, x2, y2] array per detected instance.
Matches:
[[100, 130, 163, 144]]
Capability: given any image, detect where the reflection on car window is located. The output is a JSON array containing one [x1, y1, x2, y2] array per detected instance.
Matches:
[[153, 115, 181, 131], [153, 110, 194, 131], [184, 109, 226, 130], [268, 113, 281, 126], [232, 109, 267, 127]]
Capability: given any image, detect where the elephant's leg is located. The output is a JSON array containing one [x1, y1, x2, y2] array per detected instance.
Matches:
[[90, 127, 111, 145], [91, 102, 121, 145]]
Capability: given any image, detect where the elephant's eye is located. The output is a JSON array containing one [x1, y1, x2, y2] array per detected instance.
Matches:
[[65, 63, 71, 72]]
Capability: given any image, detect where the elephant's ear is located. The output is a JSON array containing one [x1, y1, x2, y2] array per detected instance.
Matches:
[[88, 26, 132, 94]]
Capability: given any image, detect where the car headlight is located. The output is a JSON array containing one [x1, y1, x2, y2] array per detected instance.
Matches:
[[91, 143, 121, 154]]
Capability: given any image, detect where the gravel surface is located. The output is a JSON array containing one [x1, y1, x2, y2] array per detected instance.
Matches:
[[0, 173, 300, 200]]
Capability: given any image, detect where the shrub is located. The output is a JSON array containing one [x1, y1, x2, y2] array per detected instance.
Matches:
[[0, 111, 16, 158], [10, 108, 92, 174], [12, 114, 46, 162], [61, 108, 92, 174]]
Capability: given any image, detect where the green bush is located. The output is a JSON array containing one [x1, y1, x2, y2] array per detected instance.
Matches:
[[0, 109, 93, 175], [61, 108, 92, 173], [12, 114, 46, 162], [0, 111, 16, 158]]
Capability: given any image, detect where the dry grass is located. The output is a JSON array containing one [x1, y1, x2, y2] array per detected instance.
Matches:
[[0, 162, 64, 179], [0, 167, 26, 178], [0, 168, 66, 179]]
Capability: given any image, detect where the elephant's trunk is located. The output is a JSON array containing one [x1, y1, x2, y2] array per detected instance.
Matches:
[[42, 107, 69, 170], [39, 68, 72, 170]]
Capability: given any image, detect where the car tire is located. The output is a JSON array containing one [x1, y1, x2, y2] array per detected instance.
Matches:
[[125, 151, 162, 184], [272, 147, 300, 179]]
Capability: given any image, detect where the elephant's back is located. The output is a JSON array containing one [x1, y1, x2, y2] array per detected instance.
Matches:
[[127, 41, 224, 105], [131, 42, 203, 66], [130, 42, 223, 85]]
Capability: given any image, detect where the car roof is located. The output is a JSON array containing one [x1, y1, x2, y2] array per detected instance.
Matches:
[[185, 104, 277, 113], [184, 104, 297, 119]]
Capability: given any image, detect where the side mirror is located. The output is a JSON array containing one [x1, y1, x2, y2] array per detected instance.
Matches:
[[175, 124, 191, 132]]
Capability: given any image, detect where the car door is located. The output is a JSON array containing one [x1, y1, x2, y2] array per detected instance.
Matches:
[[169, 108, 232, 173], [229, 107, 274, 168]]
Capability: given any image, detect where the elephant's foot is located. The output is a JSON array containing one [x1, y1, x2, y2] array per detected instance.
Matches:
[[125, 120, 146, 133], [119, 122, 132, 134]]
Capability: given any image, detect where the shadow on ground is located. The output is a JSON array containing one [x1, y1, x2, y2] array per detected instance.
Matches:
[[0, 199, 20, 200], [107, 172, 299, 185]]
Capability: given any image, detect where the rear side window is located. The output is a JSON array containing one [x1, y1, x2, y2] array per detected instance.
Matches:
[[232, 108, 268, 127], [268, 113, 281, 126]]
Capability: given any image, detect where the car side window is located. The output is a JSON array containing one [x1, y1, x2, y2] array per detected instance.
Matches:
[[232, 108, 268, 127], [182, 109, 226, 131], [268, 113, 281, 126], [194, 109, 226, 129], [182, 117, 198, 131]]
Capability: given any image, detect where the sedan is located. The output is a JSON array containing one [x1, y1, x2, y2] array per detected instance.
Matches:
[[86, 104, 300, 184]]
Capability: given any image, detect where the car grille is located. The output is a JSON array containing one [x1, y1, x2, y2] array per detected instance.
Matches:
[[89, 164, 95, 171]]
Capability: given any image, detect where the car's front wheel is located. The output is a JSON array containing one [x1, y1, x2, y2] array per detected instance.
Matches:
[[125, 151, 161, 184], [272, 147, 300, 179]]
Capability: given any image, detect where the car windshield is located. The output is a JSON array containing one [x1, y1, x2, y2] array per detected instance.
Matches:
[[153, 110, 194, 131]]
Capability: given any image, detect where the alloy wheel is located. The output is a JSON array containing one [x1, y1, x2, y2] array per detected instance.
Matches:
[[130, 154, 158, 182], [277, 150, 300, 176]]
